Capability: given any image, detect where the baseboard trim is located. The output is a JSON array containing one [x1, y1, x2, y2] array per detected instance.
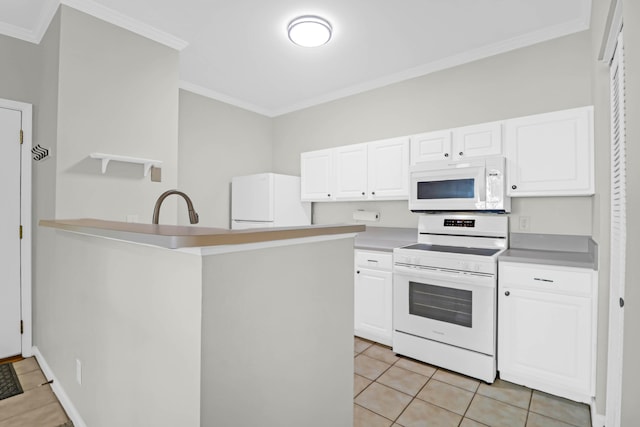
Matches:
[[32, 346, 87, 427]]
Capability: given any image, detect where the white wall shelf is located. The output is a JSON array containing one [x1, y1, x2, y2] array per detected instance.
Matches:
[[89, 153, 162, 177]]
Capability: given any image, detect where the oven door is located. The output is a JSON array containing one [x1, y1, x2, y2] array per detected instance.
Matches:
[[409, 162, 486, 212], [393, 266, 496, 355]]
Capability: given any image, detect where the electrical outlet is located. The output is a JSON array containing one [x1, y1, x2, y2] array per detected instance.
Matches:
[[519, 216, 531, 231], [76, 359, 82, 385]]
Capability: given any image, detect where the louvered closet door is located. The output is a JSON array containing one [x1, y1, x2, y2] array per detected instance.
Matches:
[[606, 31, 626, 427]]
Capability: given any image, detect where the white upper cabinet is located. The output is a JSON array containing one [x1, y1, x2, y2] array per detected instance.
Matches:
[[301, 149, 334, 201], [410, 130, 452, 164], [411, 122, 502, 164], [505, 106, 594, 196], [367, 137, 410, 200], [453, 121, 503, 160], [301, 137, 410, 202], [334, 143, 368, 200]]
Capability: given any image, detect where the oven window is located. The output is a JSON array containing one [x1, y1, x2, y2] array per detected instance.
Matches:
[[417, 179, 475, 199], [409, 281, 472, 328]]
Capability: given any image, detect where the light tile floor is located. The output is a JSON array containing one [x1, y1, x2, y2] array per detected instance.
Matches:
[[0, 358, 72, 427], [1, 345, 592, 427], [354, 337, 592, 427]]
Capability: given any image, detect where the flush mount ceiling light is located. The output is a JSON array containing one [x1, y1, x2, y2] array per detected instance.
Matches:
[[287, 15, 332, 47]]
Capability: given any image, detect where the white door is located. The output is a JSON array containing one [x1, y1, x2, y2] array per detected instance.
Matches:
[[606, 30, 626, 427], [231, 173, 274, 222], [334, 143, 367, 200], [498, 287, 592, 400], [300, 149, 334, 201], [367, 137, 410, 200], [410, 130, 452, 164], [505, 106, 594, 196], [354, 268, 392, 346], [453, 121, 503, 160], [0, 107, 22, 359]]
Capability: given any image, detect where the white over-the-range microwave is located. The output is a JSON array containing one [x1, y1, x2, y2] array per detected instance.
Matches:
[[409, 156, 511, 213]]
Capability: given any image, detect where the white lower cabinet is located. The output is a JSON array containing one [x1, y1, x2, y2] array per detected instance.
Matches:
[[498, 262, 597, 403], [354, 250, 393, 346]]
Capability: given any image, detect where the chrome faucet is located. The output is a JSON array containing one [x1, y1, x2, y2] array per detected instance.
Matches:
[[152, 190, 199, 225]]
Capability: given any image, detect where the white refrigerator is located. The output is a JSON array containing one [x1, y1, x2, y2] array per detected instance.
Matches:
[[231, 173, 311, 230]]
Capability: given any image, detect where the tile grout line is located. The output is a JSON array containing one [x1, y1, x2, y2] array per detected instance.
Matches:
[[356, 340, 589, 427]]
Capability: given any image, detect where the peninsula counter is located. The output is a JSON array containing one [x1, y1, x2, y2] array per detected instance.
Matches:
[[38, 219, 364, 427]]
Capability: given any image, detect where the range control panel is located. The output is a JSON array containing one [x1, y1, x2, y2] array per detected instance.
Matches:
[[443, 219, 476, 228]]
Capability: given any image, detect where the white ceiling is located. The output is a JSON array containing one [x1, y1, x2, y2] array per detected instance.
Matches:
[[1, 0, 592, 117]]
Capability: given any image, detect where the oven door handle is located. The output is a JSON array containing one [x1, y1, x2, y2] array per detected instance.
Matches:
[[393, 269, 496, 288]]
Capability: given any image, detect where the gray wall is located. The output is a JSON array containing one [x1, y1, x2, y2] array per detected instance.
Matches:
[[37, 228, 202, 427], [32, 9, 61, 347], [272, 31, 594, 234], [621, 0, 640, 424], [0, 34, 41, 105], [32, 7, 193, 426], [201, 239, 354, 427], [54, 6, 180, 224], [177, 90, 272, 227]]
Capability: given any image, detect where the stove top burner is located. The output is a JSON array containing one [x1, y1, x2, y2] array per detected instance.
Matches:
[[401, 243, 502, 257]]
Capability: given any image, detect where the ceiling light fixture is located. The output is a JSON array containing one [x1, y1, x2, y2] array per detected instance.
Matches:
[[287, 15, 332, 47]]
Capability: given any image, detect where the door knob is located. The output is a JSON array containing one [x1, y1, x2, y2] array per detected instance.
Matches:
[[511, 185, 517, 190], [444, 153, 449, 157], [505, 291, 510, 296], [356, 270, 360, 274], [459, 152, 464, 156]]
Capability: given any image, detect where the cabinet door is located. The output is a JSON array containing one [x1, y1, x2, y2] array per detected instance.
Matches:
[[410, 130, 452, 164], [368, 137, 410, 200], [354, 267, 393, 346], [301, 149, 334, 201], [498, 287, 593, 401], [334, 144, 368, 200], [453, 121, 503, 160], [505, 106, 594, 196]]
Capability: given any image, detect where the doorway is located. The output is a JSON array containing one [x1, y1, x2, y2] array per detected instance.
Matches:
[[0, 98, 32, 359]]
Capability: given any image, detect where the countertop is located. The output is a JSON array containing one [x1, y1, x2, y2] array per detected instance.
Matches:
[[354, 226, 417, 252], [499, 233, 598, 270], [39, 218, 365, 250]]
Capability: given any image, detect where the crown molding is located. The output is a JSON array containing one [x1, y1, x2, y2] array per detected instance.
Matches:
[[0, 21, 40, 44], [60, 0, 188, 50], [269, 16, 591, 117], [179, 81, 273, 117]]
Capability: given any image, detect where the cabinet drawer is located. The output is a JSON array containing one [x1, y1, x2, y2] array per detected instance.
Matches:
[[355, 250, 392, 270], [499, 262, 594, 297]]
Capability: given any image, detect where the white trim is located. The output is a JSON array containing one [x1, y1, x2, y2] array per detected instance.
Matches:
[[599, 0, 623, 62], [177, 233, 359, 256], [268, 16, 591, 117], [591, 397, 606, 427], [32, 0, 62, 44], [0, 0, 59, 44], [178, 81, 273, 117], [0, 21, 41, 44], [60, 0, 188, 50], [0, 98, 33, 359], [179, 15, 590, 117], [32, 346, 88, 427]]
